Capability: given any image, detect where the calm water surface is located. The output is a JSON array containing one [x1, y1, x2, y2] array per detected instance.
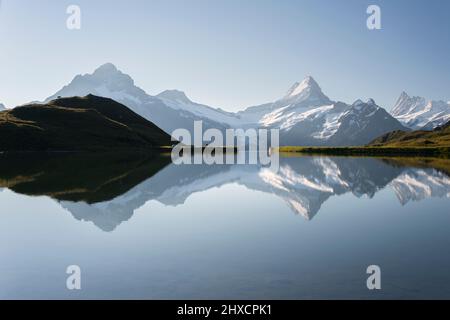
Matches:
[[0, 153, 450, 299]]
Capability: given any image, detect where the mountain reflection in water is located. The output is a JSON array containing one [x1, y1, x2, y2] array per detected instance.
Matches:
[[1, 153, 449, 232]]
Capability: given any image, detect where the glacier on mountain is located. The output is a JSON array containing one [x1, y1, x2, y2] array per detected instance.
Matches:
[[45, 63, 412, 146], [391, 91, 450, 130]]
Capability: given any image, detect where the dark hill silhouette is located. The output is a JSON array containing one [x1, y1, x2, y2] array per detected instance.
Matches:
[[0, 95, 172, 151]]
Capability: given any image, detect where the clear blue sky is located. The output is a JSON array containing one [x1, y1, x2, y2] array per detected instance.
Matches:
[[0, 0, 449, 111]]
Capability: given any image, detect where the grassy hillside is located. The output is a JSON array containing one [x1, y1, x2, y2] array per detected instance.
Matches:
[[369, 122, 450, 147], [277, 122, 450, 156], [0, 95, 173, 152]]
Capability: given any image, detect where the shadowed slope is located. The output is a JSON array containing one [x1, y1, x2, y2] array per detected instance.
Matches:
[[0, 95, 172, 151]]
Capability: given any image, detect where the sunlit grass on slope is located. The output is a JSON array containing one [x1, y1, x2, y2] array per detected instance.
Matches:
[[277, 121, 450, 156]]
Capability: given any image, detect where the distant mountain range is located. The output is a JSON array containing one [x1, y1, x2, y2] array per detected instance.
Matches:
[[236, 77, 408, 146], [0, 103, 5, 111], [391, 92, 450, 130], [43, 63, 442, 147], [2, 63, 448, 147], [0, 95, 172, 151]]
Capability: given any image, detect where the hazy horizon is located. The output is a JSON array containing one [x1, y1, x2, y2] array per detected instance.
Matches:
[[1, 0, 449, 111]]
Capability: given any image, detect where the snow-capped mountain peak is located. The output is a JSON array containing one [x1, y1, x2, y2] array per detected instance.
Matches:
[[390, 91, 450, 130], [91, 63, 135, 88], [285, 76, 318, 96], [391, 91, 427, 117], [238, 77, 405, 146], [394, 91, 410, 108], [367, 98, 376, 106], [45, 63, 144, 106], [42, 63, 408, 146], [45, 63, 238, 135], [328, 98, 406, 146], [0, 103, 5, 111], [352, 99, 365, 106], [352, 98, 378, 110], [283, 76, 329, 103]]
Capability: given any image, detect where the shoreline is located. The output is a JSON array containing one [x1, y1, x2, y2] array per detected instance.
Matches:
[[276, 146, 450, 157]]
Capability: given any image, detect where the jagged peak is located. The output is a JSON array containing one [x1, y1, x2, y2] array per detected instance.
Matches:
[[88, 63, 135, 88], [392, 91, 411, 111], [156, 89, 192, 103], [391, 91, 429, 116], [367, 98, 376, 105], [395, 91, 426, 104], [282, 76, 330, 104], [285, 76, 320, 98], [351, 98, 379, 111], [399, 91, 410, 99]]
